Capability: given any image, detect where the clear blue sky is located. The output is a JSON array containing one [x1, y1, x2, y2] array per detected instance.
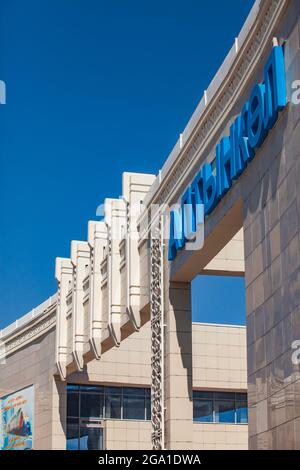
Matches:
[[0, 0, 253, 328], [192, 276, 246, 325]]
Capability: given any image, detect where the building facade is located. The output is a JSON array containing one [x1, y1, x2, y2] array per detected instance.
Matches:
[[0, 318, 247, 450], [1, 0, 300, 450]]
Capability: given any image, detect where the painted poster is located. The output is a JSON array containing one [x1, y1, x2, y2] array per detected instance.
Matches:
[[0, 385, 34, 450]]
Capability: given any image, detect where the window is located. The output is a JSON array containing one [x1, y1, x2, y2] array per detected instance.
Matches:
[[67, 391, 79, 418], [67, 384, 151, 450], [193, 391, 248, 424], [66, 421, 80, 450], [79, 426, 104, 450], [215, 399, 235, 423], [105, 387, 121, 419], [80, 393, 104, 418], [66, 419, 104, 450], [194, 398, 213, 422], [236, 394, 248, 424], [67, 384, 151, 422], [145, 389, 151, 421], [123, 387, 146, 420]]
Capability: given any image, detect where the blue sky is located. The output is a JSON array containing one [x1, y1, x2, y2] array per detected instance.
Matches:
[[0, 0, 253, 328], [192, 276, 245, 325]]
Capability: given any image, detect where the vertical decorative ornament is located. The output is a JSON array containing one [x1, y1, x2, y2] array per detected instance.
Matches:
[[150, 216, 164, 450]]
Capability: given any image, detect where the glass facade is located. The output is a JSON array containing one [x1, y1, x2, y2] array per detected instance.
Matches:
[[66, 384, 151, 450], [66, 420, 104, 450], [67, 385, 248, 448], [193, 391, 248, 424]]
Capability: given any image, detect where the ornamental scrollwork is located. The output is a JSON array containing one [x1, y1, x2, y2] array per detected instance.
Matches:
[[150, 218, 164, 450]]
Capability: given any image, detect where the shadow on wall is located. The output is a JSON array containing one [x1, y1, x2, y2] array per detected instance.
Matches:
[[169, 282, 193, 403]]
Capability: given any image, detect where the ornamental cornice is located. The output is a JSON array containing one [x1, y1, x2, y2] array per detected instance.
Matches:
[[3, 309, 56, 357]]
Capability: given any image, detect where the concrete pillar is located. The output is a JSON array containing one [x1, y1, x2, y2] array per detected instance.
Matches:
[[164, 281, 193, 449]]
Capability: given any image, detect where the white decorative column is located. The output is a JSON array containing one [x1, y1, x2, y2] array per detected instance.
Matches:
[[71, 241, 90, 371], [55, 257, 73, 380], [105, 198, 127, 346], [123, 172, 156, 329], [87, 220, 107, 359]]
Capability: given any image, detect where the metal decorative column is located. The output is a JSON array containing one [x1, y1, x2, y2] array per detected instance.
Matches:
[[150, 215, 165, 450]]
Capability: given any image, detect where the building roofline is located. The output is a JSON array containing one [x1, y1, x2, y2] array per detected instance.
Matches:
[[0, 294, 57, 340], [192, 321, 245, 329]]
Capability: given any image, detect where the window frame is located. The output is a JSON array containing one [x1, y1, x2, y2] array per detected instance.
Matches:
[[66, 384, 151, 422], [193, 391, 248, 424]]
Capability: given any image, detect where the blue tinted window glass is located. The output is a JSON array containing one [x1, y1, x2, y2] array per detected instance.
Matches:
[[67, 385, 150, 422], [80, 393, 103, 418], [214, 392, 235, 401], [123, 394, 145, 420], [106, 386, 120, 395], [105, 392, 121, 419], [146, 396, 151, 421], [66, 424, 79, 450], [79, 385, 104, 392], [193, 391, 213, 400], [236, 402, 248, 423], [215, 400, 235, 423], [236, 393, 247, 402], [193, 399, 213, 422], [67, 392, 79, 417], [79, 427, 103, 450], [67, 384, 79, 391], [123, 387, 145, 396]]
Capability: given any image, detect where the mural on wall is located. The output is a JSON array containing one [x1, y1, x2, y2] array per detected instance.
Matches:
[[0, 385, 34, 450]]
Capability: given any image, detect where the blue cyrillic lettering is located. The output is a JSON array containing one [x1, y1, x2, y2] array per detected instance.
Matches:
[[202, 163, 217, 215], [264, 45, 286, 130], [168, 209, 184, 261], [232, 103, 255, 178], [216, 133, 234, 198], [181, 187, 194, 243], [190, 169, 203, 231], [247, 83, 266, 149]]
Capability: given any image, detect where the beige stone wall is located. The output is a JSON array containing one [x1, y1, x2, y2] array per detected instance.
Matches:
[[193, 423, 248, 450], [105, 420, 151, 450], [104, 421, 248, 451], [0, 328, 57, 450], [0, 321, 247, 450], [193, 323, 247, 390], [203, 229, 245, 275], [67, 322, 247, 450], [68, 322, 151, 386]]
